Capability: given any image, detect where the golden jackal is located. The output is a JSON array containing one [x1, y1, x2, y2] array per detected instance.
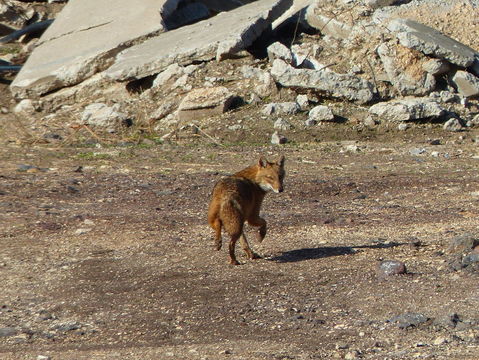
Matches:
[[207, 156, 285, 265]]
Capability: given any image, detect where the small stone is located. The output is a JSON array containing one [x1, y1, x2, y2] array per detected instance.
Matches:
[[377, 260, 407, 277], [389, 313, 429, 329], [271, 131, 287, 145], [304, 119, 317, 127], [363, 116, 377, 127], [37, 356, 51, 360], [262, 102, 299, 116], [443, 118, 464, 132], [433, 336, 448, 346], [344, 350, 360, 360], [14, 99, 37, 114], [448, 233, 479, 254], [308, 105, 335, 122], [74, 228, 92, 235], [296, 94, 309, 111], [398, 123, 410, 131], [409, 148, 426, 156], [274, 118, 293, 131]]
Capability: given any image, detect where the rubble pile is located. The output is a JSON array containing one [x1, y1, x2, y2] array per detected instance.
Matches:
[[1, 0, 478, 141]]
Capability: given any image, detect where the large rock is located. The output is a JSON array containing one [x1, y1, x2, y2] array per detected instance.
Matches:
[[369, 97, 446, 122], [177, 86, 236, 121], [387, 18, 479, 75], [451, 71, 479, 98], [270, 59, 375, 103], [10, 0, 174, 99], [106, 0, 291, 81]]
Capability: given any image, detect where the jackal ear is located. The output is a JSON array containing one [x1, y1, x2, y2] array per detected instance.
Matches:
[[258, 157, 268, 168], [277, 155, 285, 167]]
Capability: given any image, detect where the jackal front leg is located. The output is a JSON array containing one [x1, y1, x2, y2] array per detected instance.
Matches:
[[248, 217, 267, 243], [240, 233, 262, 260]]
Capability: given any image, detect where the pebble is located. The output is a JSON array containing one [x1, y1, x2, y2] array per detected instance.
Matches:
[[271, 131, 287, 145], [74, 228, 92, 235], [377, 260, 407, 277]]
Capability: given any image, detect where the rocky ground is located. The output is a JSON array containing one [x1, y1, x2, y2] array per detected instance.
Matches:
[[1, 1, 479, 359]]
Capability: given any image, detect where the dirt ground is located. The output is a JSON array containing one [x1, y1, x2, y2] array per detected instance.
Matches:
[[1, 124, 479, 359]]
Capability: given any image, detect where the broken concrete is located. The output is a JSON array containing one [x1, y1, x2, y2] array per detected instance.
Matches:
[[377, 42, 436, 96], [305, 6, 352, 40], [369, 97, 446, 122], [270, 59, 375, 103], [10, 0, 170, 99], [387, 18, 479, 74], [177, 86, 236, 122], [105, 0, 292, 82], [452, 71, 479, 98], [267, 42, 293, 64]]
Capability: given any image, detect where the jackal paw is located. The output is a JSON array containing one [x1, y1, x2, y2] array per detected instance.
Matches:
[[230, 259, 241, 265]]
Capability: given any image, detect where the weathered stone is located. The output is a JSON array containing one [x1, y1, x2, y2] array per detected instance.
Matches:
[[14, 99, 37, 114], [81, 103, 130, 132], [262, 102, 300, 115], [274, 118, 293, 130], [178, 86, 236, 121], [106, 0, 291, 81], [308, 105, 334, 122], [451, 71, 479, 98], [369, 98, 446, 122], [387, 18, 479, 74], [296, 94, 309, 110], [448, 233, 479, 254], [422, 58, 450, 75], [267, 41, 293, 64], [271, 131, 287, 144], [377, 42, 436, 96], [443, 118, 464, 132], [389, 313, 429, 329], [271, 59, 375, 103], [152, 63, 184, 87], [11, 0, 171, 98], [377, 260, 407, 277]]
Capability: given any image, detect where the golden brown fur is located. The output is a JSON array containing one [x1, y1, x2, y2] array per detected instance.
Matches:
[[207, 156, 285, 265]]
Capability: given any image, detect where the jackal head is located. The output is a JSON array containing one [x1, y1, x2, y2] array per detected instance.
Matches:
[[257, 156, 285, 193]]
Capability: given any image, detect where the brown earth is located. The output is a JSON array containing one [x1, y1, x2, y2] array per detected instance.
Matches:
[[1, 124, 479, 359]]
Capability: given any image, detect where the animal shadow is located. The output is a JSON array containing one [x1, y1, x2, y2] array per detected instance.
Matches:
[[269, 242, 403, 263]]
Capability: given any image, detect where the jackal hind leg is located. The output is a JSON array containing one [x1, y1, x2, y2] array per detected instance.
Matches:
[[240, 233, 262, 260], [248, 216, 267, 243], [229, 233, 241, 265], [211, 218, 222, 250]]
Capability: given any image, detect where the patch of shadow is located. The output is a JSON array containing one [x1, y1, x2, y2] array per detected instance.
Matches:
[[270, 242, 404, 263]]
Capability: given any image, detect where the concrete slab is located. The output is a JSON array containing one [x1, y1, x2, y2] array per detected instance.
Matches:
[[10, 0, 175, 99], [105, 0, 292, 82], [387, 18, 479, 73]]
